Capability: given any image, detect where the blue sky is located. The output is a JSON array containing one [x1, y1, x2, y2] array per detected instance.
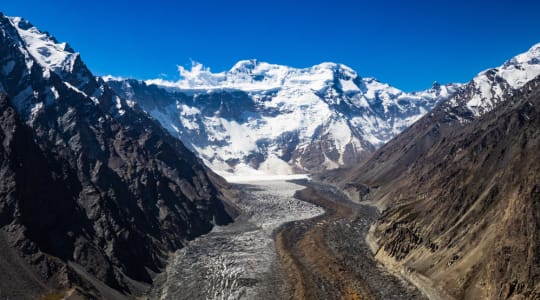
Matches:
[[3, 0, 539, 91]]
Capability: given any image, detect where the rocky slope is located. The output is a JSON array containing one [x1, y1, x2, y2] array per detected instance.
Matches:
[[106, 61, 459, 177], [0, 13, 232, 299], [332, 43, 540, 299]]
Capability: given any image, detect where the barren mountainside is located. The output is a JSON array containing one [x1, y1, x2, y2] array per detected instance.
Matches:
[[1, 8, 539, 300], [333, 50, 540, 298], [0, 13, 232, 299]]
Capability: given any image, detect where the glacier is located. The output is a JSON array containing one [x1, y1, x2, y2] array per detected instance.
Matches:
[[107, 61, 460, 176]]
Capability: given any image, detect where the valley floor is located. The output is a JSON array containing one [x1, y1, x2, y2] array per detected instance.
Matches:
[[148, 180, 425, 299], [148, 180, 323, 299], [276, 183, 425, 299]]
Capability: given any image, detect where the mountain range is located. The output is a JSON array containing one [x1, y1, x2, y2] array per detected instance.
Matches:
[[0, 11, 539, 300], [327, 43, 540, 299], [106, 61, 460, 177]]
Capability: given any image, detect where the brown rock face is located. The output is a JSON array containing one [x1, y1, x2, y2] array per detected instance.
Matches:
[[337, 78, 540, 299]]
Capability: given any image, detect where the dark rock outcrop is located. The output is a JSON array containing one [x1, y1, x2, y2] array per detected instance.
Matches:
[[0, 13, 233, 299]]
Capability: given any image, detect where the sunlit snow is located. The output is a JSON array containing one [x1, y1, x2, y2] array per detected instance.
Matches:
[[465, 43, 540, 116], [9, 17, 78, 76], [106, 60, 463, 177]]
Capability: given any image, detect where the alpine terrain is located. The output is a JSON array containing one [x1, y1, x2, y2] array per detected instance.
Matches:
[[0, 13, 233, 299], [330, 43, 540, 299], [1, 9, 539, 300], [106, 61, 459, 177]]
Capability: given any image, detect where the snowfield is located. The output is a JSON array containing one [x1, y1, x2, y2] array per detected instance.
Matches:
[[222, 173, 311, 183], [107, 60, 460, 177], [150, 180, 324, 300]]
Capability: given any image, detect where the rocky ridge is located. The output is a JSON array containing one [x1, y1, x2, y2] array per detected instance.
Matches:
[[0, 13, 233, 299], [331, 43, 540, 299]]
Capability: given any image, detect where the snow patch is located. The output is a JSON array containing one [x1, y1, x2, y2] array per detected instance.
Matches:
[[339, 78, 360, 92], [64, 82, 87, 96], [101, 75, 126, 82], [501, 43, 540, 89], [29, 102, 43, 120], [114, 96, 125, 116]]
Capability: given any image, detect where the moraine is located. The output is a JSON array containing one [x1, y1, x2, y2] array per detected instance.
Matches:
[[147, 179, 323, 300]]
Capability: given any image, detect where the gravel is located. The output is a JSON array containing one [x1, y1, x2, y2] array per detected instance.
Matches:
[[148, 180, 323, 300]]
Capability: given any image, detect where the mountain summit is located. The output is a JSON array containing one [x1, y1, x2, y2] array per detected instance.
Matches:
[[108, 61, 460, 177], [446, 42, 540, 118]]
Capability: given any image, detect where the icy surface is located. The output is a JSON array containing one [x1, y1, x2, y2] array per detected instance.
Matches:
[[501, 43, 540, 89], [463, 43, 540, 116], [223, 174, 310, 183], [9, 17, 78, 77], [109, 61, 460, 176], [151, 180, 324, 300]]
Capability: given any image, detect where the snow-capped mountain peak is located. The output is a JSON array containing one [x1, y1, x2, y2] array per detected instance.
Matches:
[[0, 15, 234, 295], [0, 14, 131, 121], [229, 59, 260, 73], [147, 60, 366, 93], [499, 42, 540, 89], [109, 60, 460, 176], [508, 42, 540, 63], [450, 43, 540, 117], [8, 17, 79, 77]]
